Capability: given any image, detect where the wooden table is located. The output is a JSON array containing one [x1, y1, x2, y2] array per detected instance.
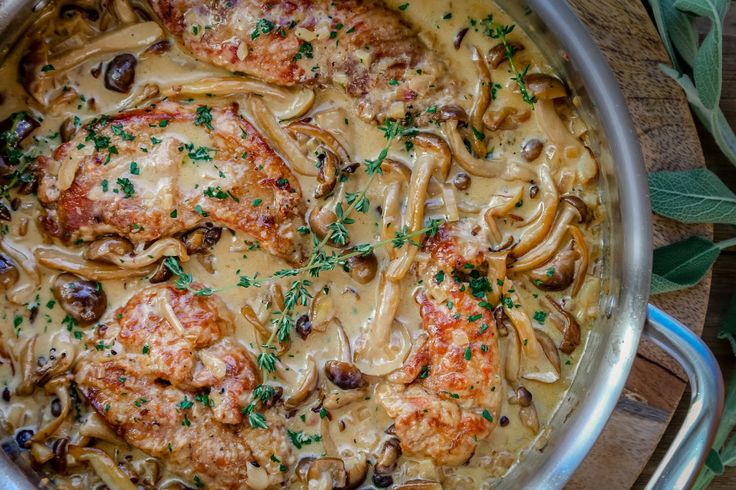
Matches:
[[557, 1, 736, 487]]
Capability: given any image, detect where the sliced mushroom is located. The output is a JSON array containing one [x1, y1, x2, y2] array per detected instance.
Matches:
[[286, 121, 351, 163], [247, 97, 318, 176], [502, 281, 559, 383], [443, 120, 533, 181], [468, 46, 491, 157], [528, 249, 577, 291], [79, 412, 124, 444], [301, 456, 368, 490], [535, 330, 561, 375], [387, 134, 451, 281], [161, 77, 315, 120], [487, 41, 525, 69], [545, 295, 581, 354], [0, 253, 19, 291], [281, 355, 319, 409], [568, 225, 590, 296], [309, 288, 337, 332], [483, 106, 532, 131], [182, 226, 222, 254], [528, 74, 597, 186], [36, 247, 155, 280], [67, 446, 136, 490], [148, 259, 172, 283], [374, 438, 402, 476], [519, 403, 540, 433], [84, 236, 133, 262], [509, 165, 559, 259], [53, 273, 106, 325], [30, 376, 71, 444], [483, 186, 524, 244], [0, 112, 39, 156], [315, 150, 339, 199], [510, 195, 588, 270]]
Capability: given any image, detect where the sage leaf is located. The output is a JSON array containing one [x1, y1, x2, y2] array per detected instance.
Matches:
[[717, 291, 736, 356], [662, 65, 736, 166], [674, 0, 728, 109], [651, 236, 721, 294], [649, 169, 736, 224], [649, 0, 698, 68], [705, 447, 725, 475]]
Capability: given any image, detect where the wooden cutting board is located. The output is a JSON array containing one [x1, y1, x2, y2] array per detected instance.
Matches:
[[559, 1, 713, 488]]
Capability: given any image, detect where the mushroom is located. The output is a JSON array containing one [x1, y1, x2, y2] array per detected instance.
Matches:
[[83, 236, 133, 262], [79, 412, 124, 444], [35, 247, 155, 280], [0, 111, 39, 156], [394, 481, 443, 490], [308, 206, 341, 246], [309, 287, 337, 332], [1, 238, 40, 305], [387, 134, 451, 282], [0, 253, 19, 291], [30, 376, 71, 444], [442, 119, 534, 181], [278, 355, 319, 409], [110, 0, 138, 24], [314, 150, 339, 199], [483, 186, 524, 243], [483, 106, 532, 131], [510, 195, 588, 270], [501, 281, 559, 383], [299, 456, 368, 490], [104, 53, 137, 93], [521, 138, 544, 162], [247, 97, 318, 176], [67, 445, 136, 490], [182, 226, 222, 255], [545, 295, 581, 354], [160, 77, 315, 120], [508, 165, 559, 259], [511, 386, 540, 433], [535, 330, 561, 375], [148, 259, 172, 284], [468, 46, 491, 157], [345, 250, 378, 284], [23, 22, 164, 106], [372, 437, 402, 487], [287, 121, 351, 163], [60, 116, 80, 142], [324, 361, 366, 390], [53, 273, 106, 325], [526, 73, 597, 185], [527, 249, 577, 291], [487, 41, 525, 69], [568, 225, 590, 296]]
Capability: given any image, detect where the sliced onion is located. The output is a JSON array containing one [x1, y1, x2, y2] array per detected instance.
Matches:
[[35, 248, 154, 280]]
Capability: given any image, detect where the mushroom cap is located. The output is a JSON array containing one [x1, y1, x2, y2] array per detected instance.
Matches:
[[524, 73, 567, 100]]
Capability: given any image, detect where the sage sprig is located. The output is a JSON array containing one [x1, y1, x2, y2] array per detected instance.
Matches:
[[648, 1, 736, 487]]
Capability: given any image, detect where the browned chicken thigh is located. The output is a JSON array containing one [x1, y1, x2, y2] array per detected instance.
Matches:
[[149, 0, 457, 122], [379, 221, 503, 465], [75, 286, 293, 489], [36, 100, 308, 264]]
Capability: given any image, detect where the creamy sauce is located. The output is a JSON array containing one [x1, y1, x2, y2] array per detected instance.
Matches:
[[0, 1, 604, 488]]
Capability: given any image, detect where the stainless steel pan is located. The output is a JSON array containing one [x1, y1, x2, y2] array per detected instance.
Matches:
[[0, 0, 724, 488]]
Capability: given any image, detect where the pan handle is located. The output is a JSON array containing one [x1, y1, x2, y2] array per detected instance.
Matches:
[[643, 304, 724, 490]]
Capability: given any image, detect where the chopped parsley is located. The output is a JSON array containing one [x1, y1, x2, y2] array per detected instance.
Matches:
[[129, 161, 140, 175], [251, 18, 275, 40], [533, 310, 547, 324], [194, 106, 214, 130], [292, 41, 314, 61], [482, 409, 494, 423], [194, 204, 208, 217], [116, 177, 135, 198], [287, 430, 322, 449]]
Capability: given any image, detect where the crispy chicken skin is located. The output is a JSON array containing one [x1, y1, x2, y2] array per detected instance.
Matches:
[[379, 221, 503, 465], [36, 100, 307, 264], [75, 286, 293, 488], [149, 0, 456, 122]]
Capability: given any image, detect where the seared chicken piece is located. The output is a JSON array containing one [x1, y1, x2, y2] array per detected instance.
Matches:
[[150, 0, 456, 122], [75, 286, 293, 489], [379, 221, 503, 465], [37, 100, 307, 264]]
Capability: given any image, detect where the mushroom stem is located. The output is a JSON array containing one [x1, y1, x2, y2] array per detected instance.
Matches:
[[85, 237, 189, 269], [0, 238, 40, 305], [31, 376, 71, 444], [510, 196, 586, 271], [67, 446, 136, 490], [469, 46, 490, 157], [509, 165, 559, 258], [387, 134, 451, 282], [569, 225, 589, 296], [161, 78, 315, 120], [483, 186, 524, 243], [111, 0, 138, 23], [35, 248, 155, 280], [535, 99, 597, 185], [283, 355, 319, 408], [502, 281, 559, 383], [247, 97, 318, 176], [443, 120, 534, 181], [287, 121, 351, 163]]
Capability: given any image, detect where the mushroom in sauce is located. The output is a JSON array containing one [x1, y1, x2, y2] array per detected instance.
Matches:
[[52, 273, 107, 325]]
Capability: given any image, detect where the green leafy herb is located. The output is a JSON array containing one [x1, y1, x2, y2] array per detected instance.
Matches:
[[649, 169, 736, 224], [651, 236, 734, 294], [251, 18, 275, 40], [287, 430, 321, 449], [194, 106, 214, 131], [116, 177, 135, 198]]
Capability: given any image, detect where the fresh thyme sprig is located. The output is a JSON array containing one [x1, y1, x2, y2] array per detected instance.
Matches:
[[482, 17, 536, 108], [163, 257, 217, 296], [240, 384, 275, 429]]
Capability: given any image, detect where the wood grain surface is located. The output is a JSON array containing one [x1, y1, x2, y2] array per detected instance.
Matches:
[[558, 1, 714, 488]]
